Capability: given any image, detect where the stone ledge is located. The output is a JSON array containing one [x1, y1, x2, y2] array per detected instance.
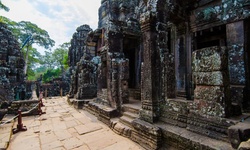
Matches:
[[85, 101, 119, 126], [156, 121, 233, 150], [228, 119, 250, 149], [131, 118, 162, 150]]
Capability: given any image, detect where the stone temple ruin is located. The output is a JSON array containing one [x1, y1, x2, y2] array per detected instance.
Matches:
[[1, 0, 250, 149], [0, 23, 26, 119], [0, 22, 70, 119], [67, 0, 250, 149]]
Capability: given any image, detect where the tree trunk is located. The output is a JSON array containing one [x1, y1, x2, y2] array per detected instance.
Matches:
[[24, 44, 30, 75]]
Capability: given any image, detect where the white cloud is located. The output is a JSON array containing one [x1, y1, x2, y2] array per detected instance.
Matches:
[[1, 0, 101, 54]]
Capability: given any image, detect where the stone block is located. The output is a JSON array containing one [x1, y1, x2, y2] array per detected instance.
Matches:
[[192, 46, 227, 72], [163, 99, 190, 114], [238, 139, 250, 150], [190, 99, 227, 117], [131, 118, 162, 150], [194, 86, 227, 103], [193, 71, 228, 86], [228, 122, 250, 149]]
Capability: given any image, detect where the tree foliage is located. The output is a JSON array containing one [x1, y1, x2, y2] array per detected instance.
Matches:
[[17, 21, 55, 49], [1, 13, 69, 83], [38, 42, 69, 83], [0, 1, 9, 12], [52, 43, 70, 71], [42, 68, 61, 83], [1, 17, 55, 75]]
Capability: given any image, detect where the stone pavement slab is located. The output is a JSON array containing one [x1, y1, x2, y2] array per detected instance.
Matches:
[[74, 122, 103, 135], [7, 96, 144, 150], [0, 115, 15, 150]]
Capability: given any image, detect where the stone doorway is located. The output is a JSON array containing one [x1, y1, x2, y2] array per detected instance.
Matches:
[[123, 36, 141, 89], [123, 36, 141, 101], [176, 36, 187, 98]]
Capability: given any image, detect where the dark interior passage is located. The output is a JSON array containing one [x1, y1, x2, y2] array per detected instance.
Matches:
[[123, 36, 140, 89]]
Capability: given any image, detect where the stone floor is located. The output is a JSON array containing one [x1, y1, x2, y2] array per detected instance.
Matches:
[[6, 96, 144, 150]]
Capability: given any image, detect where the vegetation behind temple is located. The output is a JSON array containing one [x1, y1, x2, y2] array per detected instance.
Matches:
[[0, 15, 69, 83]]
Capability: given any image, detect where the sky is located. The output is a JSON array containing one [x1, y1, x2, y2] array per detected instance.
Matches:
[[1, 0, 101, 54]]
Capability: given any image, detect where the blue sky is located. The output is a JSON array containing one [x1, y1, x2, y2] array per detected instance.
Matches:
[[1, 0, 101, 54]]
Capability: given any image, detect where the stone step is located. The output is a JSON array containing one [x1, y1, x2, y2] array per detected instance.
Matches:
[[73, 99, 90, 109], [122, 111, 138, 119], [119, 116, 134, 128], [177, 91, 186, 98], [110, 118, 132, 138], [129, 89, 141, 100], [122, 105, 140, 114]]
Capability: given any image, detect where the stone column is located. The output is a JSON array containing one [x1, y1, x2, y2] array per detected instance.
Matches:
[[139, 12, 160, 123], [226, 21, 246, 114], [192, 46, 230, 118], [119, 59, 129, 104]]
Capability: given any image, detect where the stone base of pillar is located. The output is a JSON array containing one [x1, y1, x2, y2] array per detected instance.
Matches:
[[131, 118, 162, 150]]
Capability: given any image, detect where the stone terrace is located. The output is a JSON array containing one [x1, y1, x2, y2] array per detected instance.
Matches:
[[4, 97, 144, 150]]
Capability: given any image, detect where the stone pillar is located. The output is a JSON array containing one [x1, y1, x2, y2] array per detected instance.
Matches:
[[226, 21, 246, 114], [106, 31, 123, 111], [119, 59, 129, 104], [166, 26, 176, 98], [110, 58, 119, 109], [192, 46, 230, 117], [139, 12, 160, 123]]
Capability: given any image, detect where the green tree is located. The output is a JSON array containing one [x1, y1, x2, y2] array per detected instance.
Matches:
[[42, 68, 61, 83], [40, 51, 54, 69], [0, 1, 9, 12], [52, 42, 69, 73], [25, 47, 42, 80], [0, 17, 55, 77], [16, 21, 55, 75]]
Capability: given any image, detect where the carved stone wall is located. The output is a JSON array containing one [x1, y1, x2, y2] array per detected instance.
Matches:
[[74, 56, 97, 99], [0, 23, 25, 106], [68, 25, 92, 68], [41, 78, 70, 97], [68, 24, 93, 98], [76, 0, 250, 150]]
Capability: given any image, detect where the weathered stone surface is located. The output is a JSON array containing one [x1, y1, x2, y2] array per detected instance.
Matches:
[[192, 46, 227, 72], [68, 25, 98, 99], [238, 139, 250, 150], [194, 86, 226, 102], [41, 77, 70, 97], [131, 118, 161, 150], [193, 71, 227, 86], [190, 99, 226, 117], [228, 45, 245, 85], [191, 0, 250, 30], [228, 122, 250, 149], [0, 23, 25, 106], [65, 1, 250, 150]]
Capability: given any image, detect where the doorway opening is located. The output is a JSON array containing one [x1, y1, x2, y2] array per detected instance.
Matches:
[[123, 35, 141, 101], [123, 36, 140, 89]]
